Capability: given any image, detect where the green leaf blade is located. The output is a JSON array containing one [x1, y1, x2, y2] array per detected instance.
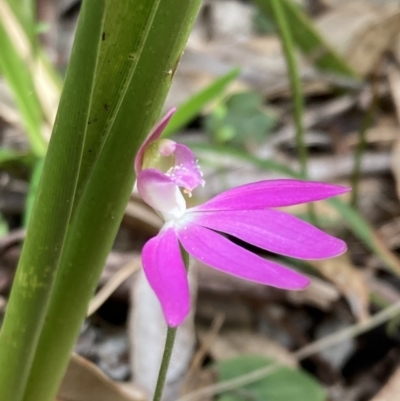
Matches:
[[0, 2, 106, 400], [254, 0, 359, 78], [22, 2, 202, 401], [217, 356, 326, 401], [163, 67, 241, 137]]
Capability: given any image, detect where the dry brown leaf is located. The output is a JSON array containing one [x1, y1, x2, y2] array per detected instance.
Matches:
[[57, 353, 145, 401], [317, 2, 400, 76], [124, 194, 163, 236], [0, 0, 59, 136], [326, 0, 400, 10], [168, 1, 400, 111], [287, 275, 340, 310], [196, 260, 339, 313], [387, 64, 400, 120], [87, 258, 141, 317], [202, 329, 298, 368], [181, 369, 216, 401], [310, 254, 370, 322], [377, 218, 400, 251], [369, 365, 400, 401], [388, 59, 400, 202], [166, 35, 329, 111], [182, 315, 223, 400], [391, 137, 400, 202], [207, 0, 254, 41], [0, 295, 6, 313]]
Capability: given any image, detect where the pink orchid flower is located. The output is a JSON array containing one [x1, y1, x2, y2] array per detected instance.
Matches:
[[135, 110, 350, 327]]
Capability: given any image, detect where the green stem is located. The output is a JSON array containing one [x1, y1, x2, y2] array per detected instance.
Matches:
[[351, 71, 379, 207], [152, 249, 189, 401], [269, 0, 307, 178], [153, 327, 178, 401], [350, 117, 368, 208], [269, 0, 316, 223]]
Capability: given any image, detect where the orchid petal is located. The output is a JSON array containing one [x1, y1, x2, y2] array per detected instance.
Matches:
[[176, 223, 310, 290], [142, 228, 190, 327], [137, 169, 186, 219], [134, 108, 176, 174], [187, 209, 346, 259], [166, 144, 204, 192], [194, 179, 350, 211]]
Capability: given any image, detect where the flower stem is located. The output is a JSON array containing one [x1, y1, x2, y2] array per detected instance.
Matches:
[[152, 249, 190, 401], [269, 0, 306, 177], [153, 326, 178, 401], [351, 68, 380, 207], [269, 0, 316, 224]]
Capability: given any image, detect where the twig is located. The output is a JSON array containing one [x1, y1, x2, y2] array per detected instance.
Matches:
[[184, 313, 225, 392], [87, 259, 141, 316]]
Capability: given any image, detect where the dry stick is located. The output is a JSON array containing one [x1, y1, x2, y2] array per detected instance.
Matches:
[[190, 313, 225, 372], [184, 313, 225, 392], [86, 259, 141, 316], [178, 300, 400, 401]]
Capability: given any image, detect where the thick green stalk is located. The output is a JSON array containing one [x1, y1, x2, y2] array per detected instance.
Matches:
[[153, 327, 178, 401], [0, 1, 105, 400], [22, 1, 201, 401], [75, 0, 165, 201]]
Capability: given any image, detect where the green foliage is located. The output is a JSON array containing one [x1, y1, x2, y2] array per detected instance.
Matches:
[[163, 68, 240, 137], [0, 8, 45, 156], [23, 157, 44, 227], [216, 356, 326, 401], [0, 1, 61, 220], [4, 0, 36, 44], [205, 91, 276, 147], [0, 0, 61, 162], [0, 148, 35, 170], [19, 2, 202, 401], [0, 212, 8, 237], [253, 6, 276, 34], [0, 1, 106, 399]]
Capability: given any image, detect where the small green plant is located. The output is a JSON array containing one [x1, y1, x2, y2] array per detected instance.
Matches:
[[205, 90, 276, 148]]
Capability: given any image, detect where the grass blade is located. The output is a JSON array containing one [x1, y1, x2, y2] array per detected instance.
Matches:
[[254, 0, 358, 78], [163, 68, 241, 137]]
